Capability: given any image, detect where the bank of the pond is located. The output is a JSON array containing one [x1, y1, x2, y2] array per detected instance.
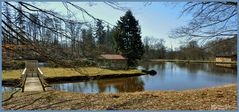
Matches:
[[2, 67, 145, 85], [2, 69, 23, 86], [150, 59, 237, 64], [2, 69, 23, 81], [2, 84, 237, 110], [41, 67, 145, 83]]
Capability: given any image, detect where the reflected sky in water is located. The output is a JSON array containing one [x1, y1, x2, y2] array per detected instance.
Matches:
[[1, 87, 19, 92], [2, 62, 237, 93], [51, 62, 237, 93], [141, 62, 236, 91]]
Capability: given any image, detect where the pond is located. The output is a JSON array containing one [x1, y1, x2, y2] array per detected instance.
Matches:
[[50, 62, 237, 93], [2, 86, 20, 92]]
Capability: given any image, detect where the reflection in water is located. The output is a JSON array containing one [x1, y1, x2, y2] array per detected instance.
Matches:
[[4, 62, 236, 93], [51, 76, 144, 93], [97, 77, 144, 92], [140, 62, 236, 91], [2, 87, 19, 92], [174, 62, 237, 75], [51, 62, 237, 93]]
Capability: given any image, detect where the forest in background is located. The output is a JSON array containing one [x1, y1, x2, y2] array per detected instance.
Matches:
[[2, 2, 237, 69]]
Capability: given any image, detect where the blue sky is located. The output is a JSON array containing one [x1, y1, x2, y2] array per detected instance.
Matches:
[[37, 2, 192, 50]]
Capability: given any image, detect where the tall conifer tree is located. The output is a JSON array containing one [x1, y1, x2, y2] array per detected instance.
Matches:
[[114, 10, 144, 67]]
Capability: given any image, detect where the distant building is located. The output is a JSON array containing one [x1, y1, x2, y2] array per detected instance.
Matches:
[[215, 54, 237, 62], [97, 54, 127, 69]]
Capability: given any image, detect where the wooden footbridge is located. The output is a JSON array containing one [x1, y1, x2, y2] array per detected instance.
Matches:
[[18, 60, 49, 92]]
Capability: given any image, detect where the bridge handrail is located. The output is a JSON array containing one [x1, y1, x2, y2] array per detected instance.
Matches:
[[20, 68, 27, 92], [22, 68, 27, 75], [38, 67, 43, 75], [37, 67, 48, 91]]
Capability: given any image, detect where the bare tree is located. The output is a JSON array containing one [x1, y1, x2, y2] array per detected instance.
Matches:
[[170, 1, 237, 43], [2, 1, 155, 69], [1, 1, 113, 68]]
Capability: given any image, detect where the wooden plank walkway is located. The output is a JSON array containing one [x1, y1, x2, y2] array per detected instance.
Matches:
[[23, 73, 44, 92], [21, 69, 49, 92], [20, 60, 49, 92]]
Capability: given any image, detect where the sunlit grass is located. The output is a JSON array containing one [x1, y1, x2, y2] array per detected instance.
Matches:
[[2, 69, 23, 80], [2, 67, 144, 80], [41, 67, 144, 78], [2, 84, 237, 110]]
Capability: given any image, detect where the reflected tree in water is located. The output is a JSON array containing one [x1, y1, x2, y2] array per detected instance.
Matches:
[[96, 77, 144, 92], [175, 63, 202, 74], [174, 62, 236, 76]]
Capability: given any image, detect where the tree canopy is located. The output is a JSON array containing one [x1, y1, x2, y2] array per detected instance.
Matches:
[[114, 10, 144, 67], [169, 1, 237, 43]]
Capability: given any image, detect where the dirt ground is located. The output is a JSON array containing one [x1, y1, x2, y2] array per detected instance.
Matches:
[[2, 84, 237, 110]]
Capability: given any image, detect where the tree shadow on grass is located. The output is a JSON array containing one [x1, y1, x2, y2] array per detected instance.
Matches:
[[2, 91, 54, 109]]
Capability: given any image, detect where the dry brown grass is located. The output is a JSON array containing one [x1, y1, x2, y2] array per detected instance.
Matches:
[[40, 67, 144, 78], [2, 84, 237, 110], [2, 67, 144, 81], [2, 69, 23, 81]]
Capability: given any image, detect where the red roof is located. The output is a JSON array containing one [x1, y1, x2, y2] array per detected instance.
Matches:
[[99, 54, 126, 60]]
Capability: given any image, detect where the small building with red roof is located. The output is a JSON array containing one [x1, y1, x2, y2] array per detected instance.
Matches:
[[215, 54, 237, 62], [98, 54, 127, 69]]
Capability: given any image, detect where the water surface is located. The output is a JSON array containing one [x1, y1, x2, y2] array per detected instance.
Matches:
[[51, 62, 237, 93], [2, 86, 19, 92]]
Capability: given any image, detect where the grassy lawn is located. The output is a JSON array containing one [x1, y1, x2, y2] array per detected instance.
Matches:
[[2, 67, 144, 81], [41, 67, 144, 78], [2, 69, 23, 81], [2, 84, 237, 110]]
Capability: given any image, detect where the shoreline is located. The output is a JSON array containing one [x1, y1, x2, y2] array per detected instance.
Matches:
[[2, 83, 237, 110], [44, 72, 145, 84], [149, 59, 237, 64], [2, 67, 146, 86], [2, 73, 146, 86]]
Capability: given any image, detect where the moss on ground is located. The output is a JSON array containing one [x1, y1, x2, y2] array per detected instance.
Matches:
[[2, 84, 237, 110]]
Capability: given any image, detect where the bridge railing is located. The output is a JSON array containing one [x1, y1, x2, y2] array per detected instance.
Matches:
[[20, 68, 27, 92], [37, 67, 48, 91]]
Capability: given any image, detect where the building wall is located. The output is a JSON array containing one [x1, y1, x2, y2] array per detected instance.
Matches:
[[98, 59, 127, 69], [215, 57, 232, 62]]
